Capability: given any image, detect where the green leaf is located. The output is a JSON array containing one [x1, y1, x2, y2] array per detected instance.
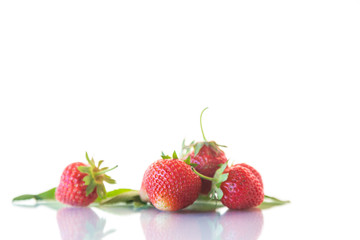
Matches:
[[99, 190, 140, 205], [194, 142, 204, 156], [259, 195, 290, 209], [36, 188, 56, 200], [12, 187, 56, 202], [133, 200, 148, 209], [161, 152, 171, 159], [258, 195, 290, 209], [172, 151, 178, 160], [184, 196, 224, 211], [264, 195, 290, 203], [95, 188, 135, 203]]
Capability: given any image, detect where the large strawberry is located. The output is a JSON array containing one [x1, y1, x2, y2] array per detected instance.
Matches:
[[141, 151, 201, 211], [182, 107, 227, 194], [220, 164, 264, 209], [55, 152, 117, 207]]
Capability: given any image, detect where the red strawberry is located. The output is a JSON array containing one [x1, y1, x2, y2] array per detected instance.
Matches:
[[55, 152, 117, 207], [220, 164, 264, 209], [239, 163, 263, 188], [183, 107, 227, 194], [142, 151, 201, 211]]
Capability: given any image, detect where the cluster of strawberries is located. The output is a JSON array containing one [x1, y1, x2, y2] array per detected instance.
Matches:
[[139, 109, 264, 211], [52, 108, 264, 211]]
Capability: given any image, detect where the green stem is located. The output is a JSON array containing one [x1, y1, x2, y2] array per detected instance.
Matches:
[[200, 107, 208, 142], [192, 167, 214, 181], [94, 165, 118, 176]]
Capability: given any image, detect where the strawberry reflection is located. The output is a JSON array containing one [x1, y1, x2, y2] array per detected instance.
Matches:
[[140, 209, 222, 240], [57, 207, 114, 240], [141, 208, 263, 240], [220, 208, 264, 240]]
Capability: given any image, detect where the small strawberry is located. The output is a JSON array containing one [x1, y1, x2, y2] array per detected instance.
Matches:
[[220, 164, 264, 209], [55, 152, 117, 207], [192, 162, 264, 209], [141, 151, 201, 211], [182, 107, 227, 194]]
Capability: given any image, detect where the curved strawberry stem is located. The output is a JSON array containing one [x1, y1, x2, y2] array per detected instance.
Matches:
[[191, 167, 214, 181], [200, 107, 208, 142], [191, 162, 229, 200]]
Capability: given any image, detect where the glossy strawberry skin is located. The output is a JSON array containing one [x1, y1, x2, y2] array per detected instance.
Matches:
[[239, 163, 263, 188], [220, 164, 264, 209], [143, 158, 201, 211], [190, 144, 227, 194], [55, 162, 98, 207]]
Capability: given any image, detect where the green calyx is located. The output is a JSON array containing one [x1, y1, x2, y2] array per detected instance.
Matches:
[[181, 107, 226, 158], [161, 151, 178, 160], [182, 140, 226, 158], [161, 151, 198, 167], [77, 152, 118, 199], [192, 162, 229, 200]]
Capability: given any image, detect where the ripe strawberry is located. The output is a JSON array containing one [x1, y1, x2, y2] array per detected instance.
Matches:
[[239, 163, 263, 188], [55, 152, 117, 207], [141, 151, 201, 211], [220, 164, 264, 209], [182, 107, 227, 194]]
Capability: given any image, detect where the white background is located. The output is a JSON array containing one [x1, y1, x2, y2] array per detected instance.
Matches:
[[1, 1, 360, 239]]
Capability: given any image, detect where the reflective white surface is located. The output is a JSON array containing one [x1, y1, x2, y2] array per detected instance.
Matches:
[[7, 201, 360, 240], [9, 203, 266, 240]]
